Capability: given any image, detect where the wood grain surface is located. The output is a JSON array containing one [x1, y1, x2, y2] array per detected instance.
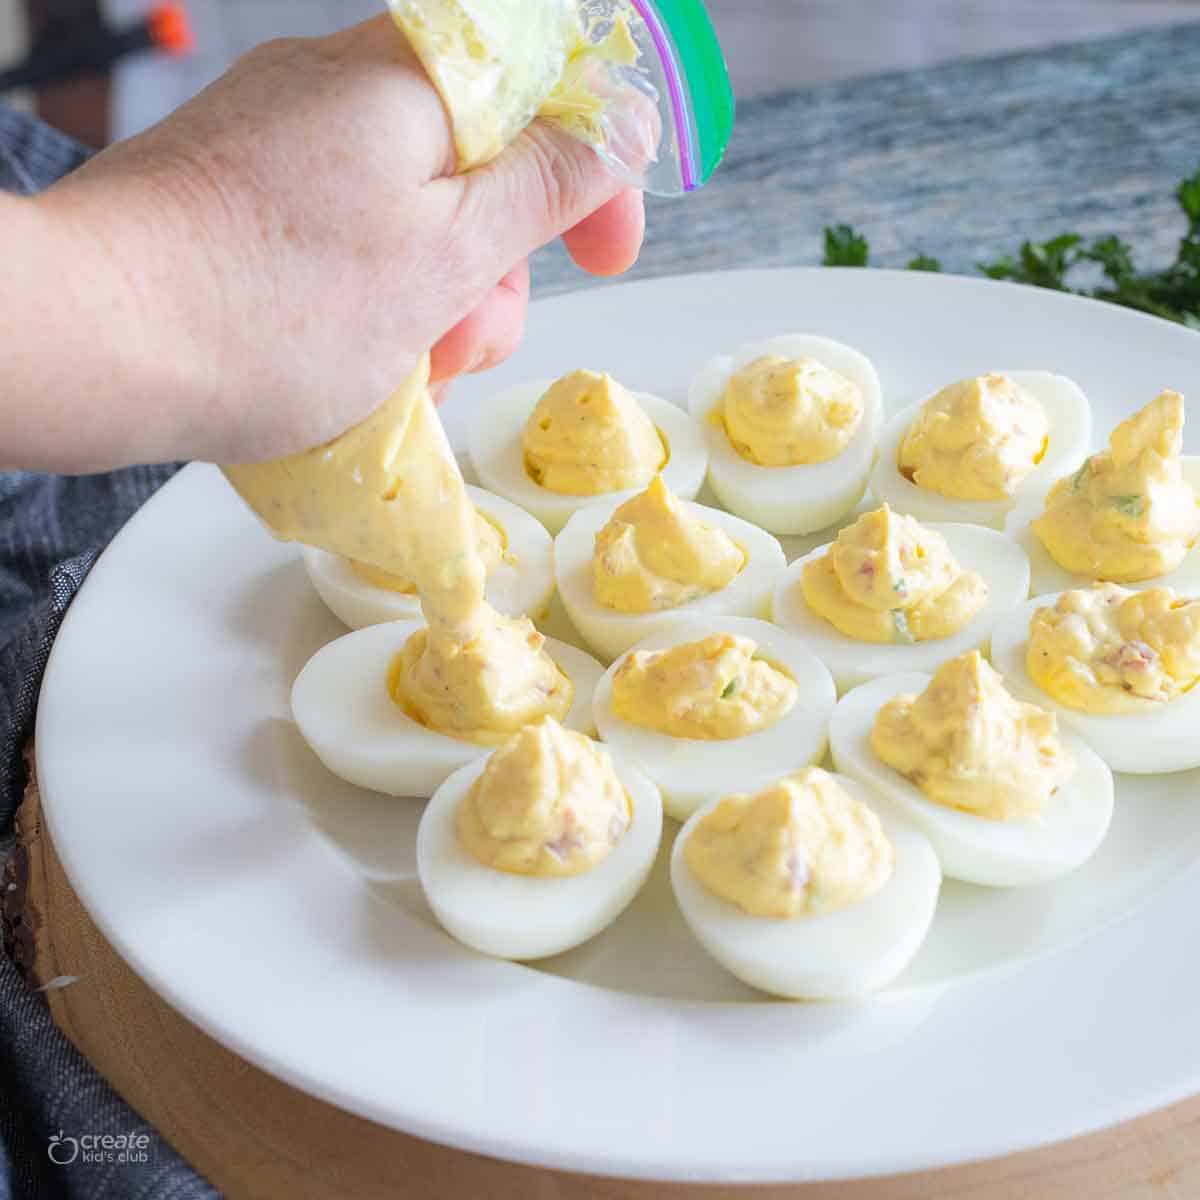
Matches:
[[12, 759, 1200, 1200]]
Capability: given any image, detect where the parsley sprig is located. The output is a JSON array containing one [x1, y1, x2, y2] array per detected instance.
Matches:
[[823, 168, 1200, 329]]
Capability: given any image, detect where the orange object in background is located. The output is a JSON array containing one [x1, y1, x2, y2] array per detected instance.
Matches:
[[2, 1, 193, 146], [148, 3, 193, 56]]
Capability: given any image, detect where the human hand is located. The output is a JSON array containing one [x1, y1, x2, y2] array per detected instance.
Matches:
[[31, 15, 644, 467]]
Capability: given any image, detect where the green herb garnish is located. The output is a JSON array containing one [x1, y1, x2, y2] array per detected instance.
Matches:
[[720, 679, 739, 699], [1111, 494, 1144, 517], [907, 254, 943, 272], [821, 166, 1200, 327], [823, 224, 870, 267], [1072, 460, 1092, 491], [892, 611, 916, 645]]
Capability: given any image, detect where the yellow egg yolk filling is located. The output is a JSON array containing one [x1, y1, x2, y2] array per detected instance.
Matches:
[[800, 504, 987, 644], [538, 10, 641, 148], [1033, 391, 1200, 583], [684, 766, 894, 918], [898, 374, 1049, 501], [870, 651, 1073, 822], [224, 358, 487, 633], [1027, 583, 1200, 713], [522, 369, 666, 496], [591, 475, 745, 614], [390, 607, 572, 746], [390, 0, 641, 172], [720, 355, 863, 467], [612, 632, 797, 740], [457, 718, 630, 876], [350, 508, 508, 595]]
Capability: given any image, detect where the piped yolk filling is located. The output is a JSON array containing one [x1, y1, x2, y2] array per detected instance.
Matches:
[[389, 607, 573, 745], [898, 374, 1049, 501], [719, 355, 863, 467], [612, 632, 797, 741], [1033, 390, 1200, 583], [800, 505, 987, 644], [522, 369, 667, 496], [684, 766, 893, 918], [457, 717, 630, 876], [870, 651, 1073, 822], [1027, 583, 1200, 713], [591, 475, 745, 613]]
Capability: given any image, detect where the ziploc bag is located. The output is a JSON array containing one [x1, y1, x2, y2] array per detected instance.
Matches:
[[386, 0, 734, 195]]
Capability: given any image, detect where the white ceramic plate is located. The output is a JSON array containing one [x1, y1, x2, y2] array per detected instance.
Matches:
[[36, 269, 1200, 1184]]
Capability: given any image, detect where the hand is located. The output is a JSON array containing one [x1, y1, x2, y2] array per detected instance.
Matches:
[[16, 16, 644, 469]]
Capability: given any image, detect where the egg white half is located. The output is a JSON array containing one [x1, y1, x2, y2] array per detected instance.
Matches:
[[302, 485, 555, 629], [466, 379, 707, 533], [687, 334, 884, 535], [869, 372, 1092, 529], [1004, 458, 1200, 597], [555, 498, 786, 663], [670, 773, 941, 999], [291, 620, 605, 798], [592, 616, 837, 822], [830, 672, 1114, 885], [771, 523, 1031, 692], [991, 593, 1200, 774], [417, 747, 662, 960]]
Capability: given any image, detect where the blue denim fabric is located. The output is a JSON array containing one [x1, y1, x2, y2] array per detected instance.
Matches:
[[0, 106, 214, 1200]]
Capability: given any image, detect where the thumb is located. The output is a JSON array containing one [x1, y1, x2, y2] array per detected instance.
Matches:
[[447, 122, 624, 283]]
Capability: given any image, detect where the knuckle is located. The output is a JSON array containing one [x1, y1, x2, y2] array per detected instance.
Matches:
[[524, 124, 592, 231]]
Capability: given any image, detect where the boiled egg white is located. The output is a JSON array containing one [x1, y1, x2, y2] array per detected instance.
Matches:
[[291, 620, 604, 798], [670, 773, 941, 999], [771, 523, 1031, 691], [829, 672, 1114, 885], [302, 485, 554, 629], [555, 497, 786, 663], [467, 378, 707, 533], [991, 593, 1200, 774], [417, 745, 662, 960], [1004, 458, 1200, 597], [592, 617, 837, 822], [687, 334, 884, 535], [870, 372, 1092, 529]]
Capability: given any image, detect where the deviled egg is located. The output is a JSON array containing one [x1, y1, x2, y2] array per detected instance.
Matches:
[[772, 504, 1030, 690], [991, 584, 1200, 774], [1005, 390, 1200, 595], [292, 617, 604, 798], [593, 617, 837, 821], [687, 334, 883, 534], [468, 368, 707, 533], [830, 652, 1114, 886], [670, 766, 940, 998], [418, 718, 662, 960], [302, 485, 554, 629], [870, 372, 1091, 529], [555, 475, 786, 662]]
